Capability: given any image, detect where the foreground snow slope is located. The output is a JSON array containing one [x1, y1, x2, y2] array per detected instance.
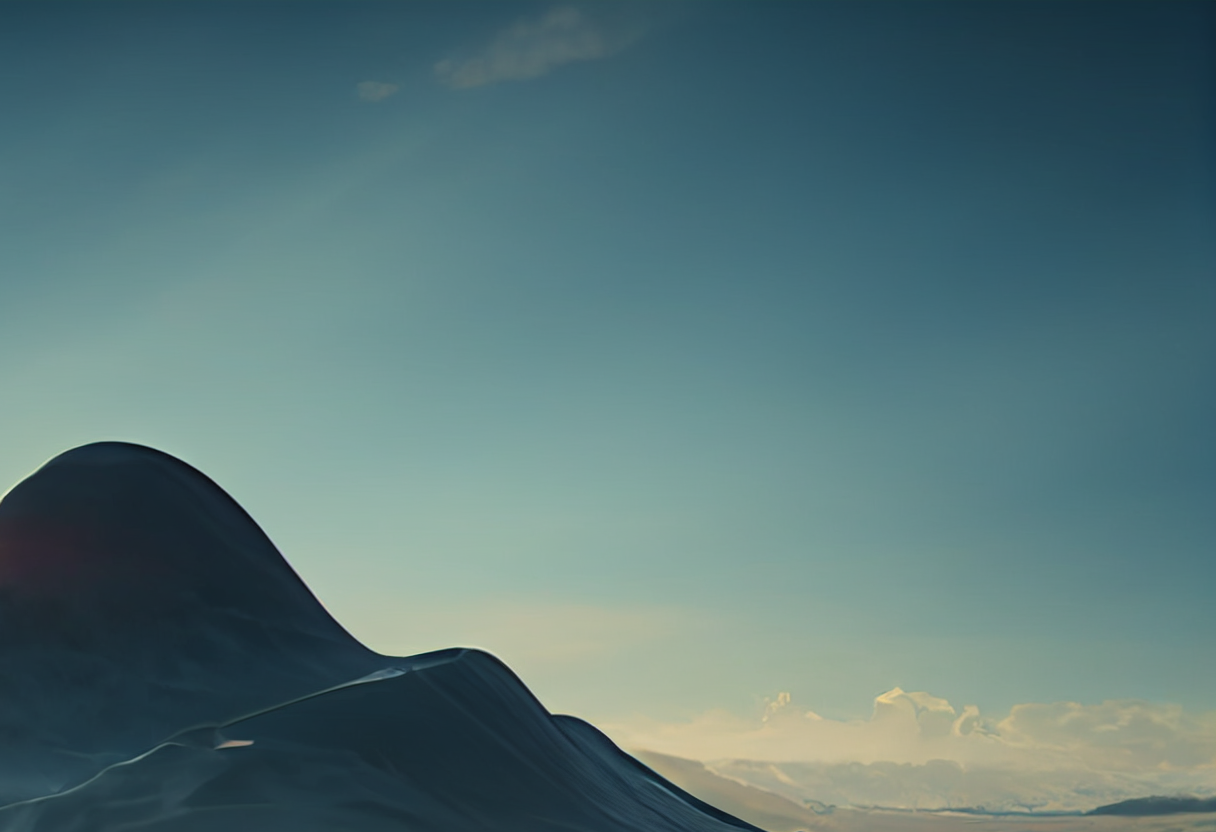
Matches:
[[0, 649, 756, 832]]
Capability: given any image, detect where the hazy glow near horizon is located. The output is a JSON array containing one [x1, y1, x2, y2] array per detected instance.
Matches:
[[0, 0, 1212, 788]]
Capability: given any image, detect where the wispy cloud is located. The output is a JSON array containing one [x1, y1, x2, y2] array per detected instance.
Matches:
[[435, 6, 643, 89], [355, 81, 399, 102], [601, 689, 1216, 812], [343, 598, 695, 666]]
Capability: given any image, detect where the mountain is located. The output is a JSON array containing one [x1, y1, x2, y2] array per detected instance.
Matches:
[[1088, 796, 1216, 816], [0, 442, 385, 803], [0, 442, 759, 831]]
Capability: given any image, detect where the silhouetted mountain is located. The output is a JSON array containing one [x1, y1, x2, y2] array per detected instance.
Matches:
[[1088, 795, 1216, 816], [0, 443, 384, 802], [0, 443, 760, 831]]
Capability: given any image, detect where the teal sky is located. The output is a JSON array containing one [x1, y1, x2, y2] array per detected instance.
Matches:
[[0, 1, 1212, 731]]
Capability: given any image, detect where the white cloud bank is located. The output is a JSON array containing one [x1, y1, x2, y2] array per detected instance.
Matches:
[[603, 689, 1216, 812], [435, 6, 643, 89]]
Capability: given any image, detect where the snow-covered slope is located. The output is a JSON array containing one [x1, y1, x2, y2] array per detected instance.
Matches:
[[0, 443, 758, 831], [0, 649, 759, 832]]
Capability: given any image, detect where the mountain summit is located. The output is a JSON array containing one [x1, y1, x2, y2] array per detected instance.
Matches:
[[0, 443, 756, 831], [0, 442, 383, 801]]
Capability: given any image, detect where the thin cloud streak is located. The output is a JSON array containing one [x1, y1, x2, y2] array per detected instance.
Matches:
[[341, 599, 698, 666], [435, 6, 643, 89], [356, 80, 399, 102]]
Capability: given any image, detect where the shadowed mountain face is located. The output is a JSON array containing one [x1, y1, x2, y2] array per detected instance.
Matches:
[[0, 443, 384, 802], [0, 443, 757, 831]]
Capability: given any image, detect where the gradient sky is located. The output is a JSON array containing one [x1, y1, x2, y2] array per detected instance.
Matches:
[[0, 1, 1212, 737]]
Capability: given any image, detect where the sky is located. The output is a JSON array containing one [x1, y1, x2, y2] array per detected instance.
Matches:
[[0, 0, 1213, 789]]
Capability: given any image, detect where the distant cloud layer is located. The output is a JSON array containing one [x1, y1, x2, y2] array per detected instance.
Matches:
[[435, 6, 642, 89], [603, 688, 1216, 812], [356, 81, 399, 102]]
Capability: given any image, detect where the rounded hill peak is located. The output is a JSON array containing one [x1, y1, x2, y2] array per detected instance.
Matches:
[[0, 442, 327, 622], [0, 442, 383, 794]]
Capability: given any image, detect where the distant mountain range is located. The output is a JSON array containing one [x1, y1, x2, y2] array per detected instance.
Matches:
[[634, 751, 834, 832], [627, 752, 1216, 832], [0, 442, 760, 831], [637, 751, 1216, 827], [655, 754, 1216, 817], [1089, 796, 1216, 816]]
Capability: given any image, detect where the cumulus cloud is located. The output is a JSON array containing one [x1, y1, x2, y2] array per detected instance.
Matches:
[[356, 81, 399, 102], [600, 689, 1216, 812], [435, 6, 643, 89], [996, 699, 1216, 771]]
